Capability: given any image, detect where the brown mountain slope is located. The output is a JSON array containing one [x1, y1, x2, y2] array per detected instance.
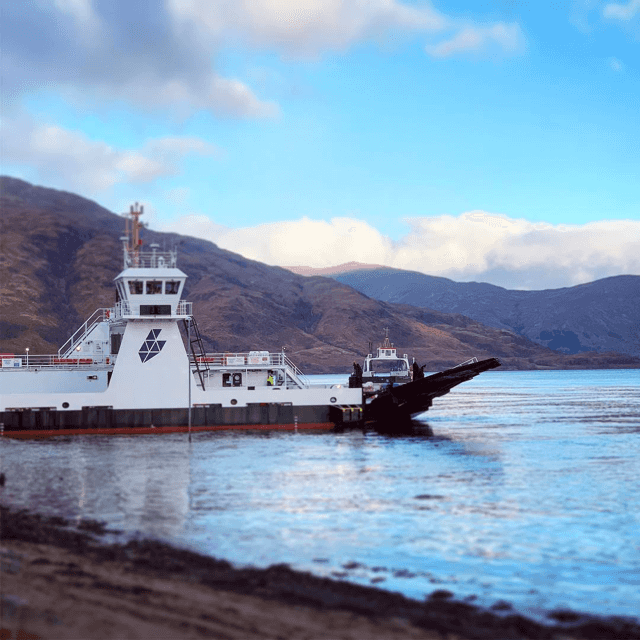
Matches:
[[1, 177, 639, 371]]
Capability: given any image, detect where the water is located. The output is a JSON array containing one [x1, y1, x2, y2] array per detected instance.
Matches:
[[1, 370, 639, 622]]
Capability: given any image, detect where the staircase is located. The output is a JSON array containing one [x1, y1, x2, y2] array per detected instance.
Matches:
[[183, 317, 210, 390], [283, 354, 309, 389], [58, 308, 110, 357]]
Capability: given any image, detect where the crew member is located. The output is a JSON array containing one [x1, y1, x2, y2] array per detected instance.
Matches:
[[352, 362, 363, 387], [267, 372, 275, 386], [412, 361, 425, 380]]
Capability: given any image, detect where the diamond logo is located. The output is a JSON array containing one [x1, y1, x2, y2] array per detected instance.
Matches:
[[139, 329, 166, 363]]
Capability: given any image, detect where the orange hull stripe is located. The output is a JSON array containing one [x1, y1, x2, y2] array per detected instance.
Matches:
[[1, 422, 336, 439]]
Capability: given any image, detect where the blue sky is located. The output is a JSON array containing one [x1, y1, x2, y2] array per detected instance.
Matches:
[[2, 0, 639, 289]]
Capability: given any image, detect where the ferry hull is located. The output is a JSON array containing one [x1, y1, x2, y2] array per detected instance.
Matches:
[[0, 403, 363, 439]]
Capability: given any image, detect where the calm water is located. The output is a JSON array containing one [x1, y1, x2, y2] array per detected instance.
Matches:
[[1, 370, 639, 622]]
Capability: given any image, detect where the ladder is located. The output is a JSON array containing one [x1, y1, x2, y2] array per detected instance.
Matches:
[[183, 316, 210, 390]]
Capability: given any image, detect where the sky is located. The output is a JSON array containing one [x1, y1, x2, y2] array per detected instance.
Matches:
[[1, 0, 639, 290]]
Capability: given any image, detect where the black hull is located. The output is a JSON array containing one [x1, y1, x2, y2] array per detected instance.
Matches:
[[0, 403, 363, 438], [364, 357, 501, 425]]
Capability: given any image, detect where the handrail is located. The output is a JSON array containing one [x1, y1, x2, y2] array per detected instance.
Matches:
[[454, 357, 479, 368], [283, 354, 310, 388], [58, 308, 110, 357], [188, 351, 310, 388], [112, 300, 192, 319], [1, 354, 115, 370]]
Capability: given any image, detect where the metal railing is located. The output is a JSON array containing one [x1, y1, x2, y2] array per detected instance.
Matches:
[[124, 248, 177, 269], [1, 354, 115, 370], [58, 308, 110, 357], [283, 354, 310, 388], [189, 351, 310, 389], [454, 357, 478, 368], [112, 300, 192, 319]]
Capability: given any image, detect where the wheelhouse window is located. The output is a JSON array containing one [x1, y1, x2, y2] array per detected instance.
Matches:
[[165, 280, 180, 295], [140, 304, 171, 316], [128, 280, 143, 295], [146, 280, 163, 294], [368, 359, 408, 373]]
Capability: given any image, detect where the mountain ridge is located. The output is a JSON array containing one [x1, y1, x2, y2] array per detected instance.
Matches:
[[2, 176, 638, 372], [331, 267, 640, 358]]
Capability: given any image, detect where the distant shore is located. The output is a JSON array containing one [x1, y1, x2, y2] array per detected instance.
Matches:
[[2, 506, 639, 640]]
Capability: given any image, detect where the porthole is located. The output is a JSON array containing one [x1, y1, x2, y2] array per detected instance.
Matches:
[[330, 397, 337, 403], [62, 402, 69, 409], [230, 399, 238, 405]]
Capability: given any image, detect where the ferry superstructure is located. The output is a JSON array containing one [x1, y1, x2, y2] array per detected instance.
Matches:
[[0, 205, 362, 437]]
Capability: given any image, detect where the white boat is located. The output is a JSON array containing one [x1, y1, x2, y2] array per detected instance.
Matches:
[[0, 204, 363, 438], [349, 330, 501, 424], [350, 329, 413, 394]]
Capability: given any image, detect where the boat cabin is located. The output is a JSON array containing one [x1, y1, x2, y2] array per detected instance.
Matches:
[[350, 329, 412, 393]]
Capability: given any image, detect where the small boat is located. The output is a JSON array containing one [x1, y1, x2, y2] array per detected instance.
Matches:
[[349, 328, 412, 392], [350, 331, 501, 424], [0, 204, 363, 438]]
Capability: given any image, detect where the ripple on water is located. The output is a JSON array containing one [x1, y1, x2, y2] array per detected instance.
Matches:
[[1, 369, 639, 620]]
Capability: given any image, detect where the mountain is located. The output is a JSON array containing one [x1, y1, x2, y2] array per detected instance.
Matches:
[[332, 268, 640, 359], [2, 176, 639, 372]]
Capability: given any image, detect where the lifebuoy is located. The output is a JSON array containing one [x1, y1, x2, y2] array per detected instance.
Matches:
[[105, 310, 110, 319]]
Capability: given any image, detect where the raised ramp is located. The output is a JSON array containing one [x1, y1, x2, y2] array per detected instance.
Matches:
[[364, 357, 501, 424]]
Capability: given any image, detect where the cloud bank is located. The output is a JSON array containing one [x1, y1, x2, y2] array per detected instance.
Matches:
[[160, 211, 640, 290], [3, 1, 524, 120], [1, 117, 216, 193]]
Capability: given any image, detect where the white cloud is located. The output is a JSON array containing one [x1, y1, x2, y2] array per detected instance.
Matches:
[[168, 0, 446, 57], [426, 22, 524, 58], [160, 210, 640, 290], [2, 0, 278, 119], [3, 0, 527, 124], [1, 118, 216, 193], [603, 0, 640, 20]]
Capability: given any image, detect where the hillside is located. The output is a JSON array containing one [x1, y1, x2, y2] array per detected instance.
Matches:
[[333, 268, 640, 358], [2, 177, 639, 372]]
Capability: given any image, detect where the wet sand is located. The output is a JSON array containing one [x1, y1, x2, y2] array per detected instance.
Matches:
[[1, 507, 639, 640]]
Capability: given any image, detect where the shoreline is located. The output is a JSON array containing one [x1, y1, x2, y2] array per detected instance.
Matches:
[[2, 507, 640, 639]]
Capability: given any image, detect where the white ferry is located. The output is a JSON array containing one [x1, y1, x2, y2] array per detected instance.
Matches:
[[351, 329, 413, 394], [349, 331, 502, 424], [0, 205, 363, 438]]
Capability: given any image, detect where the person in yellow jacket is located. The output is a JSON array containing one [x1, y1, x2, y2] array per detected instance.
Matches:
[[267, 372, 274, 386]]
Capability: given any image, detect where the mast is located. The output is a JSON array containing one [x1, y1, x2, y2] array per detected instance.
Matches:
[[122, 202, 144, 268]]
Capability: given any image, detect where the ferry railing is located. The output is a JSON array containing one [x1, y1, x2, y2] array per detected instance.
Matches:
[[454, 357, 478, 368], [1, 354, 116, 370], [112, 300, 192, 319], [177, 301, 193, 316], [113, 301, 131, 318], [283, 354, 310, 388], [58, 308, 111, 357], [124, 248, 177, 269], [190, 351, 310, 388]]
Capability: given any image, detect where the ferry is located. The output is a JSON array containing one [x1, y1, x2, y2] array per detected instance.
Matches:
[[350, 329, 413, 394], [349, 331, 501, 424], [0, 204, 363, 438]]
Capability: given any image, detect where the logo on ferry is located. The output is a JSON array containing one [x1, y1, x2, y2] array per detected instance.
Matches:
[[139, 329, 166, 363]]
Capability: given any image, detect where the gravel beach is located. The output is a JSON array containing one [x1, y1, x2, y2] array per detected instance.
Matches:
[[1, 506, 639, 640]]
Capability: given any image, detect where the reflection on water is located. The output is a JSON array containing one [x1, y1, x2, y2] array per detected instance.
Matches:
[[1, 369, 639, 621]]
